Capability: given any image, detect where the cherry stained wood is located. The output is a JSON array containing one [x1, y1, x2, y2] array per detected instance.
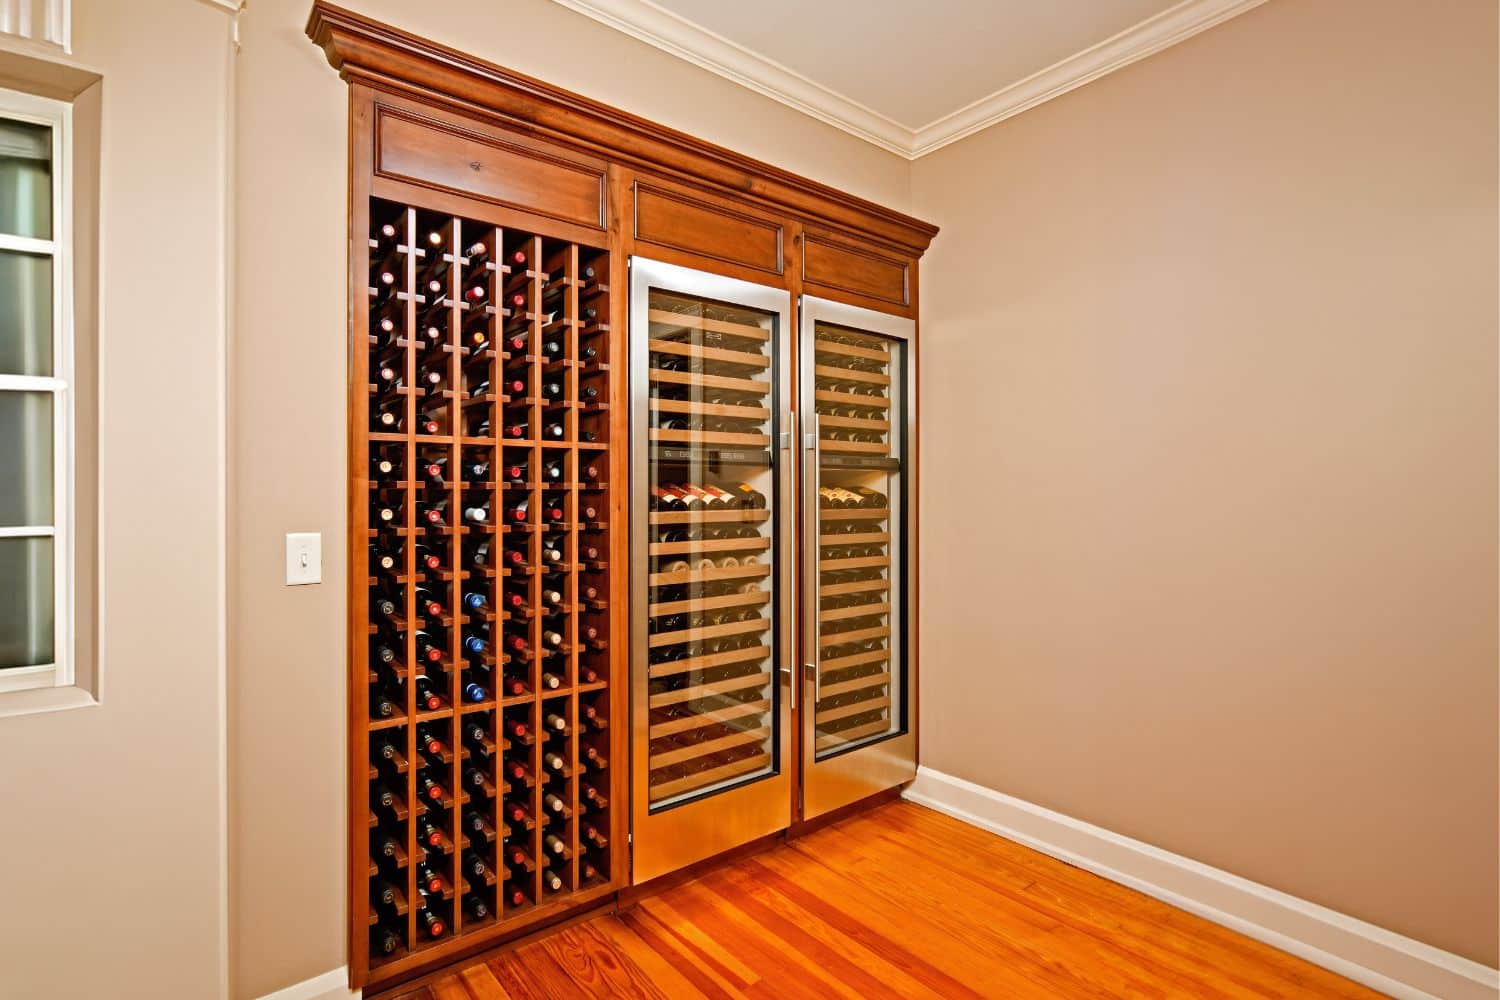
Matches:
[[383, 802, 1385, 1000], [802, 227, 911, 312], [633, 176, 785, 279], [376, 105, 608, 231], [305, 2, 937, 257]]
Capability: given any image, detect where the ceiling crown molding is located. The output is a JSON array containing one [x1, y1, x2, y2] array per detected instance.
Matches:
[[911, 0, 1269, 157], [547, 0, 1268, 160], [546, 0, 913, 156]]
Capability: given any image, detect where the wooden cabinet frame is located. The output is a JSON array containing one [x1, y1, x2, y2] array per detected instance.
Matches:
[[308, 3, 935, 993]]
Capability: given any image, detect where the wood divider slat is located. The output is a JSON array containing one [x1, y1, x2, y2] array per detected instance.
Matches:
[[650, 535, 772, 557], [649, 725, 771, 769], [820, 600, 891, 624], [651, 367, 769, 396], [815, 695, 893, 725], [646, 307, 770, 342], [650, 427, 772, 448], [649, 338, 770, 370], [815, 363, 890, 386], [814, 388, 889, 410], [648, 751, 770, 800], [818, 671, 892, 700], [649, 671, 772, 708], [647, 643, 770, 680], [820, 507, 890, 522], [648, 697, 771, 738], [648, 589, 769, 618], [650, 397, 770, 421], [815, 718, 891, 752]]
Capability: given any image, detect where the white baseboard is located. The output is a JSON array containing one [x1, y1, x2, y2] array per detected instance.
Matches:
[[905, 767, 1499, 1000], [255, 967, 359, 1000]]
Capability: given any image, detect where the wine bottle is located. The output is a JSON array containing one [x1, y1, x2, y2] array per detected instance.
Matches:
[[418, 907, 446, 938]]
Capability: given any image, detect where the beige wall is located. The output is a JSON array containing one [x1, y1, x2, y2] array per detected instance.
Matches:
[[911, 0, 1498, 967], [0, 2, 233, 998], [228, 2, 910, 996]]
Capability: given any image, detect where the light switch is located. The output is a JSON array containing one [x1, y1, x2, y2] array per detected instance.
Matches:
[[285, 532, 322, 586]]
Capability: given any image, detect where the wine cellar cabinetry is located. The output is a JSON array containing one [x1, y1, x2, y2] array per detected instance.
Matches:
[[313, 3, 935, 991], [355, 198, 623, 979]]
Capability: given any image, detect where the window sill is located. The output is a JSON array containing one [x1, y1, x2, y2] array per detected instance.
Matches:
[[0, 684, 97, 719]]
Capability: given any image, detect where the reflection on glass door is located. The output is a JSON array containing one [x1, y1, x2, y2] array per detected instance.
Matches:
[[631, 258, 792, 883], [810, 321, 905, 756], [645, 290, 780, 804], [800, 295, 915, 822]]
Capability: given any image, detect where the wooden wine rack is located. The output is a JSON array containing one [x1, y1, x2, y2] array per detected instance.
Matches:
[[352, 197, 623, 986]]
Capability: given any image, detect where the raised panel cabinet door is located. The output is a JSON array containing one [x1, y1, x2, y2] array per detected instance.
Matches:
[[630, 257, 794, 883], [632, 177, 786, 281], [375, 106, 607, 230], [799, 295, 916, 821], [801, 231, 912, 313]]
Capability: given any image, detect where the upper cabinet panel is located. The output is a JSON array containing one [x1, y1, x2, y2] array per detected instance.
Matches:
[[375, 105, 607, 230], [633, 177, 786, 283], [801, 230, 913, 315]]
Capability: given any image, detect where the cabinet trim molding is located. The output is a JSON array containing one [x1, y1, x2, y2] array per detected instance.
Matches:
[[305, 1, 937, 256]]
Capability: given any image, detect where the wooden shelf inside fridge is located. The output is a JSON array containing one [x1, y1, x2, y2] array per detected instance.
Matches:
[[650, 725, 771, 768], [649, 589, 770, 618], [820, 507, 890, 522], [821, 554, 889, 572], [818, 671, 891, 700], [649, 339, 770, 371], [650, 398, 771, 421], [649, 750, 771, 800], [649, 535, 772, 557], [649, 697, 771, 738], [651, 368, 770, 396], [814, 339, 888, 362], [820, 531, 890, 545], [819, 577, 889, 599], [815, 364, 890, 387], [815, 718, 892, 752], [648, 643, 770, 680], [815, 388, 889, 410], [820, 600, 891, 624], [818, 624, 891, 647], [647, 616, 769, 649], [820, 648, 890, 673], [815, 695, 892, 725], [647, 308, 770, 342], [820, 438, 889, 455], [649, 671, 771, 708], [650, 508, 770, 526], [651, 427, 772, 448], [818, 414, 890, 432], [649, 561, 770, 587]]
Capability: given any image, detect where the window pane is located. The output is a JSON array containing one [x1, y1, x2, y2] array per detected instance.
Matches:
[[0, 535, 53, 669], [0, 117, 52, 240], [0, 249, 52, 376], [0, 390, 53, 526]]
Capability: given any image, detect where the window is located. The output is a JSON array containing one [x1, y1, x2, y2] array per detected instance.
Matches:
[[0, 85, 71, 697]]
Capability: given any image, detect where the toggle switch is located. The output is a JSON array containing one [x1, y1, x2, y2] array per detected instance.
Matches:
[[285, 532, 322, 586]]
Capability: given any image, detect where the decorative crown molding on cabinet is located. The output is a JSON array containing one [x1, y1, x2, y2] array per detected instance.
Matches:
[[545, 0, 1269, 159], [305, 1, 937, 254]]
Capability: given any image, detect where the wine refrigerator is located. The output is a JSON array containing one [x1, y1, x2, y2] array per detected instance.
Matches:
[[629, 258, 916, 881]]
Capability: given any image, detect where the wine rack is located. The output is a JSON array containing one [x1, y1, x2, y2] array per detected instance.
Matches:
[[811, 320, 902, 756], [357, 198, 617, 975]]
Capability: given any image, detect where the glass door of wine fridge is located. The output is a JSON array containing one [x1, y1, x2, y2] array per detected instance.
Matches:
[[629, 258, 794, 882], [799, 295, 916, 820]]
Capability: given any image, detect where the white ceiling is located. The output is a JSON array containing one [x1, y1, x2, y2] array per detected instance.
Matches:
[[550, 0, 1267, 157], [645, 0, 1178, 130]]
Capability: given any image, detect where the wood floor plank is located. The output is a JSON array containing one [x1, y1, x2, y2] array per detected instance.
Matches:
[[538, 923, 675, 1000], [390, 801, 1386, 1000], [875, 803, 1382, 999], [456, 962, 512, 1000]]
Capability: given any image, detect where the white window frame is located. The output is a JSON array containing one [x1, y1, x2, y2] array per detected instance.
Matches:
[[0, 85, 73, 698]]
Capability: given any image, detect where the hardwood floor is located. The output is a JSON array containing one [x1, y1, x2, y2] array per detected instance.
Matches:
[[389, 801, 1385, 999]]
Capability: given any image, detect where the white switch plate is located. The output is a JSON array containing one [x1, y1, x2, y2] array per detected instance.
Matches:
[[285, 532, 322, 586]]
